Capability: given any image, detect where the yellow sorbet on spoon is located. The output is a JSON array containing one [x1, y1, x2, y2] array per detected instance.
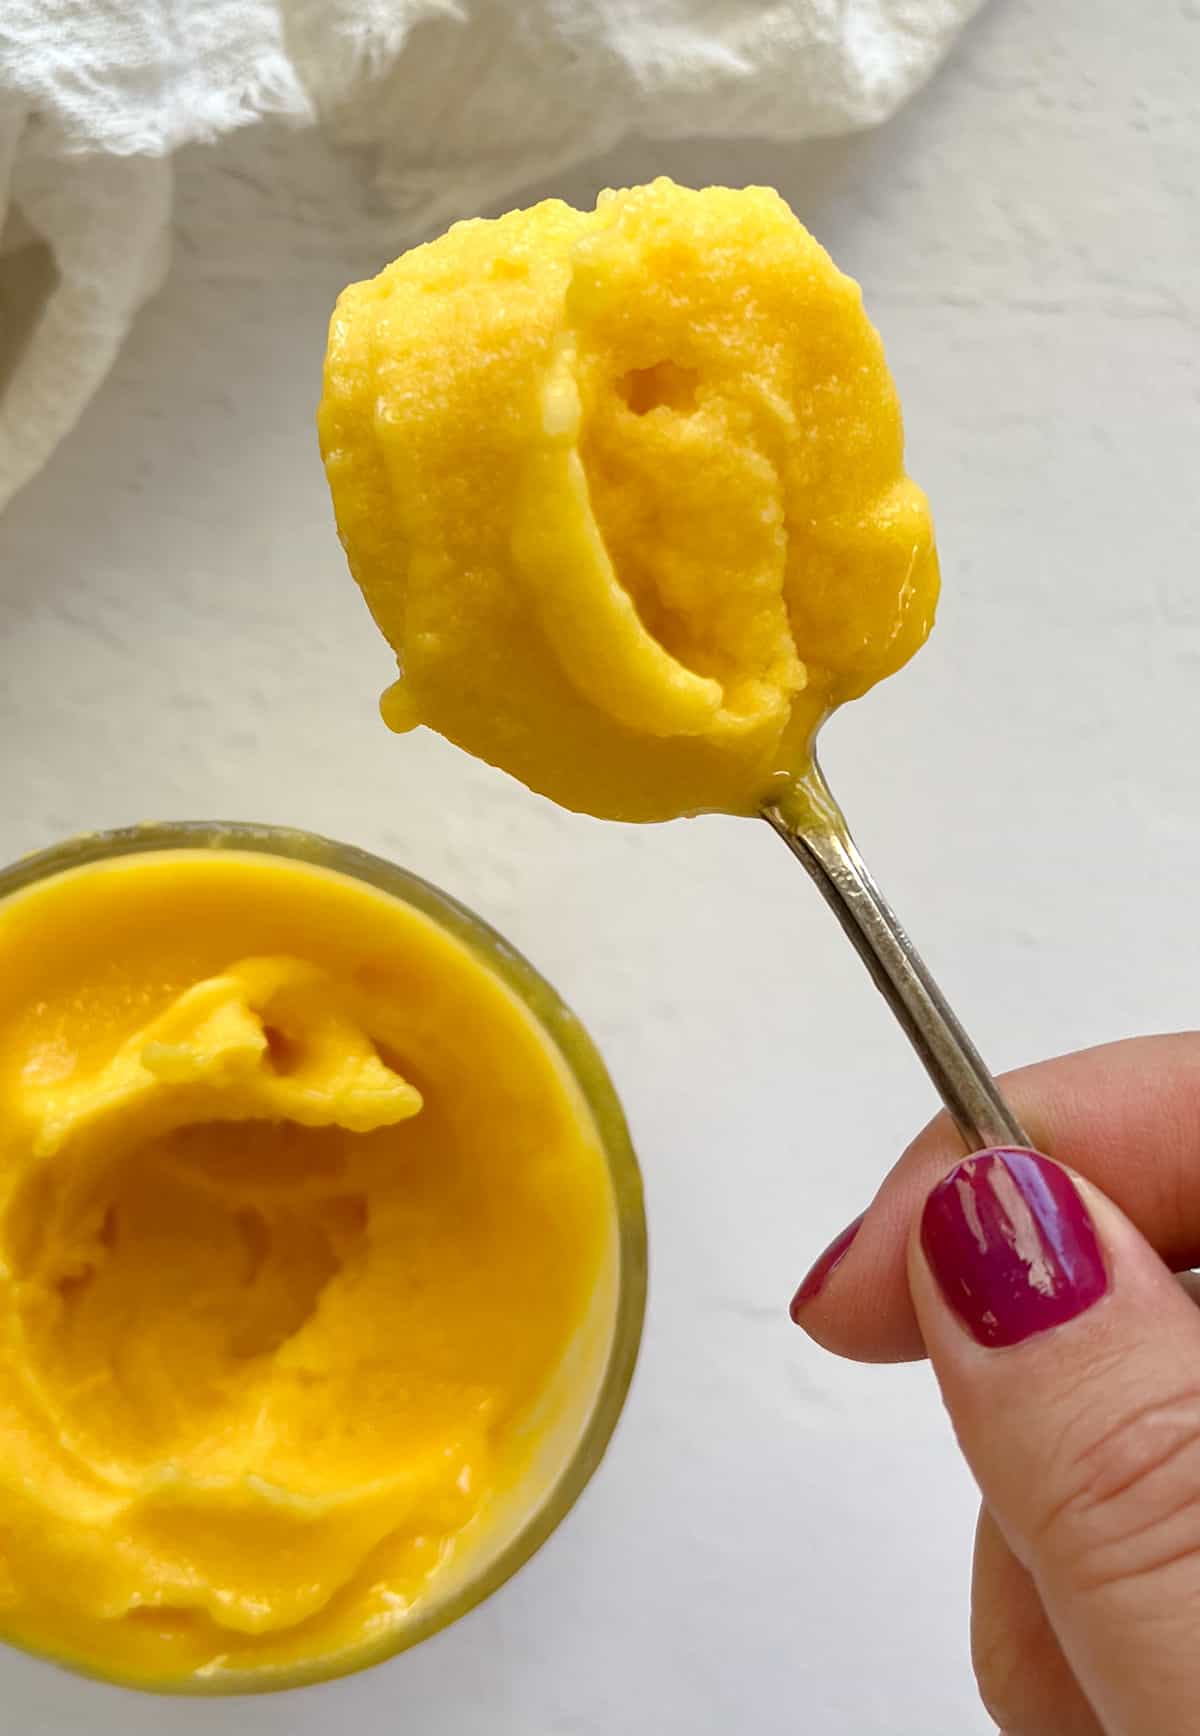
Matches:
[[0, 840, 626, 1689], [319, 177, 938, 821]]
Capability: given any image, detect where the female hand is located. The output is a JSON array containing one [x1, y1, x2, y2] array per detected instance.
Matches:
[[789, 1033, 1200, 1736]]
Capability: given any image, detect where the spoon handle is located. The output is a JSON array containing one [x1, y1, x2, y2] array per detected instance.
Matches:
[[763, 762, 1030, 1152]]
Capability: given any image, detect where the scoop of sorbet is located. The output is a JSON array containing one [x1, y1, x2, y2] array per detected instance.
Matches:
[[319, 178, 938, 821]]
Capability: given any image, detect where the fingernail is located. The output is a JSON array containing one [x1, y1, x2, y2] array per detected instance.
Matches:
[[789, 1213, 865, 1320], [921, 1148, 1108, 1348]]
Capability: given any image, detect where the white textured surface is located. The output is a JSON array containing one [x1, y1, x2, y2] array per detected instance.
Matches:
[[1, 0, 1198, 1727]]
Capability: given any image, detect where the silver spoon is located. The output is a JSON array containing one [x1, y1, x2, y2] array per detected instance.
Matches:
[[763, 757, 1030, 1152]]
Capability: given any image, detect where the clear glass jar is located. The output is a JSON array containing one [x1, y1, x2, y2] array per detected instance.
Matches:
[[0, 821, 647, 1694]]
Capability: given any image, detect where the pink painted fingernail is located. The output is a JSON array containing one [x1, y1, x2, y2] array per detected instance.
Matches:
[[921, 1148, 1108, 1348], [789, 1213, 864, 1321]]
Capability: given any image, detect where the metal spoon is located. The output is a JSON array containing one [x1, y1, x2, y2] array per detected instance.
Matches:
[[763, 758, 1030, 1152]]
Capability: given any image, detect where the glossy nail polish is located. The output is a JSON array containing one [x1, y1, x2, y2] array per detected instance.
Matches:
[[789, 1212, 864, 1320], [921, 1148, 1108, 1348]]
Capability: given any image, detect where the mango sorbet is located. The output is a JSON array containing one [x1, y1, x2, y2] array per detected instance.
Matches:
[[320, 178, 938, 820], [0, 838, 629, 1690]]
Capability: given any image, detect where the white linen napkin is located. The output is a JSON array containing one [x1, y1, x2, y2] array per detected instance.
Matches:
[[0, 0, 985, 512]]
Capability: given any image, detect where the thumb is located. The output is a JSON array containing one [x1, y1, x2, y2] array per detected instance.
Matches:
[[911, 1146, 1200, 1736]]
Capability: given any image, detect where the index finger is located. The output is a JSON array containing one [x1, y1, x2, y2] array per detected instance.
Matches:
[[790, 1031, 1200, 1363]]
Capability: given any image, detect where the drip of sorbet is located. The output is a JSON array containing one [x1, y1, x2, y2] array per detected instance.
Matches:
[[319, 177, 938, 821], [0, 850, 615, 1687]]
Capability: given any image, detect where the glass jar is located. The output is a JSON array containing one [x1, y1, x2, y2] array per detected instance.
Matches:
[[0, 821, 647, 1693]]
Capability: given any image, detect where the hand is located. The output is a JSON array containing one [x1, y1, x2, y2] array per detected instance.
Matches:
[[789, 1033, 1200, 1736]]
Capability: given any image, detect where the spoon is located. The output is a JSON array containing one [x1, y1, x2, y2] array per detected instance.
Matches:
[[763, 758, 1030, 1152]]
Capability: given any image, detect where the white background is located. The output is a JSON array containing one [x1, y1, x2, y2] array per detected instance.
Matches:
[[1, 0, 1197, 1728]]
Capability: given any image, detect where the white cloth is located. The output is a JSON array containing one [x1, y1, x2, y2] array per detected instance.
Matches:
[[0, 0, 985, 513]]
